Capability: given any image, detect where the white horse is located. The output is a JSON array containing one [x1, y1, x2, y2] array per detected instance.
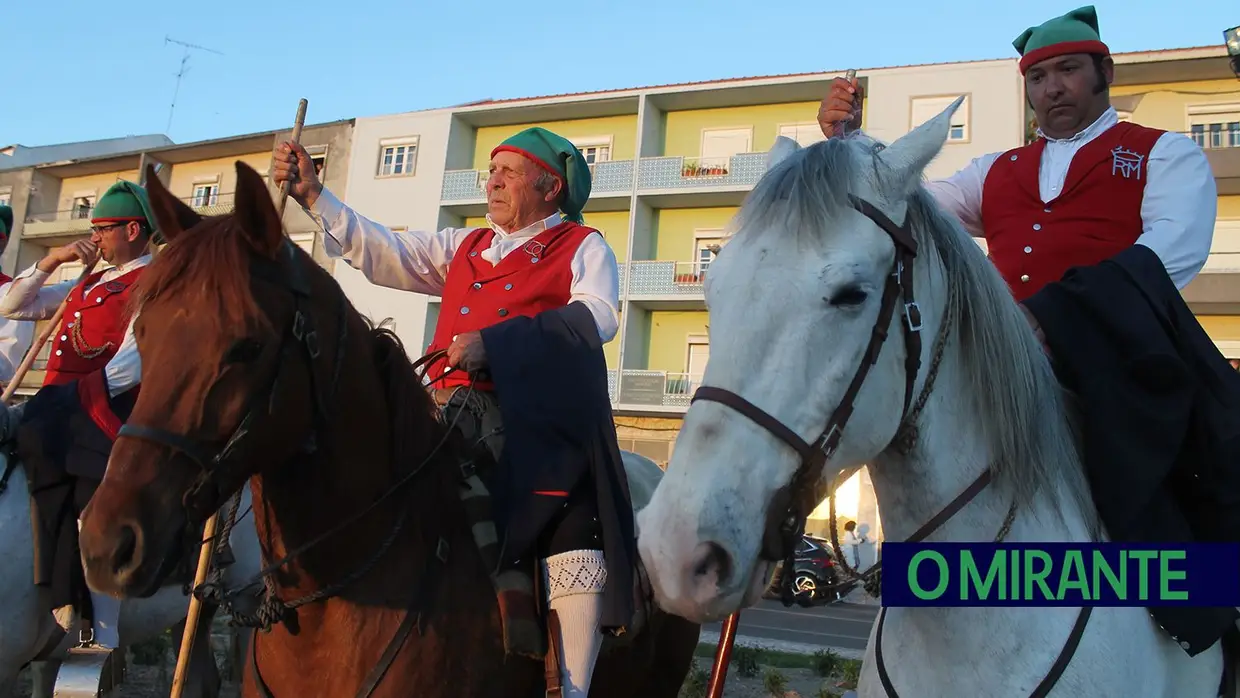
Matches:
[[0, 454, 261, 698], [636, 99, 1230, 696]]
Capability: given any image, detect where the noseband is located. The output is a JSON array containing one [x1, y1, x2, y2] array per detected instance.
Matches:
[[692, 193, 923, 585]]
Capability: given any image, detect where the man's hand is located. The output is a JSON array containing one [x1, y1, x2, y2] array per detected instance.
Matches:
[[446, 331, 487, 372], [38, 240, 98, 274], [818, 76, 865, 139], [271, 141, 324, 210], [1019, 303, 1050, 355]]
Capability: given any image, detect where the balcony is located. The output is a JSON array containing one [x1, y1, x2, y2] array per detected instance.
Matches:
[[440, 160, 635, 208], [22, 193, 236, 240], [636, 152, 768, 205], [1185, 129, 1240, 192], [607, 369, 702, 413], [623, 260, 707, 309]]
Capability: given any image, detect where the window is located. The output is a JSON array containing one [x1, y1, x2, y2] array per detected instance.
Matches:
[[70, 192, 95, 220], [701, 128, 752, 159], [570, 136, 613, 166], [910, 95, 970, 142], [305, 145, 329, 178], [0, 190, 10, 208], [686, 334, 710, 393], [693, 230, 725, 276], [1188, 104, 1240, 149], [377, 137, 419, 177], [778, 122, 827, 148], [192, 182, 219, 207]]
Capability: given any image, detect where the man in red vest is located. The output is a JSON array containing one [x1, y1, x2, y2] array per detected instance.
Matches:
[[0, 181, 156, 649], [274, 127, 633, 697], [817, 5, 1216, 342], [0, 205, 35, 385], [819, 6, 1240, 657]]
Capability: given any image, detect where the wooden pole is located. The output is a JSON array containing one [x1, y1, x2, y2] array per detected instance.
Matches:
[[168, 97, 309, 698], [706, 611, 741, 698]]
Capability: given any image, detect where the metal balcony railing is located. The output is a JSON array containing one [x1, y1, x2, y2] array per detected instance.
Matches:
[[441, 160, 634, 202], [623, 260, 709, 297], [609, 369, 704, 409]]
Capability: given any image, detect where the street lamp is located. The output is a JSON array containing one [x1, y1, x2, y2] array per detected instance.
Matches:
[[1225, 25, 1240, 78]]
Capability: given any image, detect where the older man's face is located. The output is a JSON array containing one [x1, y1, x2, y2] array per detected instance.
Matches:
[[486, 150, 559, 231]]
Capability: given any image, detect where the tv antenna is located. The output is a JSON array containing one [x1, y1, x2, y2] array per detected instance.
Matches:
[[164, 35, 224, 134]]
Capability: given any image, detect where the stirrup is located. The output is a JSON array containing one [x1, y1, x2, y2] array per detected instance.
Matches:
[[77, 627, 96, 648]]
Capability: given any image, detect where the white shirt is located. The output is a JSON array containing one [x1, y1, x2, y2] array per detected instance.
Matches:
[[0, 255, 150, 397], [0, 281, 35, 385], [307, 186, 622, 343], [925, 107, 1217, 289]]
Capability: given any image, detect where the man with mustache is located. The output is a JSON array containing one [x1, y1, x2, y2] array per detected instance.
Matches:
[[0, 182, 156, 650], [273, 127, 632, 697], [822, 6, 1240, 659], [818, 5, 1215, 328]]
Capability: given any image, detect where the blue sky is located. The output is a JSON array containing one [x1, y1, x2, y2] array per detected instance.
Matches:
[[5, 0, 1237, 147]]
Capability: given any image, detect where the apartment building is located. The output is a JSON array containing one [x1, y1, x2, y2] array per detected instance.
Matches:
[[0, 119, 356, 393]]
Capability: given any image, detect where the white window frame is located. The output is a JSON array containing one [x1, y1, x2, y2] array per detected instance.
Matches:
[[376, 136, 420, 178], [691, 229, 725, 277], [191, 175, 221, 208], [305, 144, 329, 179], [685, 333, 710, 390], [1187, 103, 1240, 150], [570, 135, 613, 167], [700, 127, 753, 158], [777, 122, 827, 147], [70, 190, 97, 220], [909, 94, 971, 143]]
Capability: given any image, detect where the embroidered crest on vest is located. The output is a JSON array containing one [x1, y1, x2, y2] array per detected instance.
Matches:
[[523, 240, 545, 263], [1111, 146, 1145, 180], [104, 280, 126, 293]]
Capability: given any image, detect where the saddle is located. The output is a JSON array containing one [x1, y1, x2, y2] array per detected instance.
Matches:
[[434, 387, 656, 665]]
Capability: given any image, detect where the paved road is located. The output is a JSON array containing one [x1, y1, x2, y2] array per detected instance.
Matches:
[[701, 601, 879, 651]]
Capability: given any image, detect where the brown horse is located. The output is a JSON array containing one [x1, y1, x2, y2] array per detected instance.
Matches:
[[76, 160, 700, 697]]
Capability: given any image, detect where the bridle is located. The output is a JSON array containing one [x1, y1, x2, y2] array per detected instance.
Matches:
[[691, 192, 1092, 697], [118, 238, 347, 527], [115, 237, 463, 698]]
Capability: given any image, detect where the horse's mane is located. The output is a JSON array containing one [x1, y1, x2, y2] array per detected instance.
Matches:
[[129, 216, 269, 335], [132, 217, 465, 547], [730, 136, 1099, 532]]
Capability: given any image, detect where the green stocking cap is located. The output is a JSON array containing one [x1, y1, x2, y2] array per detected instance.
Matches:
[[1013, 5, 1110, 75], [91, 180, 163, 244], [0, 205, 11, 239], [491, 127, 592, 224]]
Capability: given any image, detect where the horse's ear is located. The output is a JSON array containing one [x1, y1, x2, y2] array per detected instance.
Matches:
[[876, 95, 963, 195], [144, 165, 201, 244], [767, 136, 800, 170], [232, 161, 284, 258]]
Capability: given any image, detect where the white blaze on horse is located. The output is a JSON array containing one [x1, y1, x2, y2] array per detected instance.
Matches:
[[0, 457, 261, 698], [636, 99, 1230, 696]]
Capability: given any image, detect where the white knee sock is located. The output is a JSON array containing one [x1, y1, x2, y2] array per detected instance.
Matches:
[[88, 589, 121, 648], [542, 549, 607, 698]]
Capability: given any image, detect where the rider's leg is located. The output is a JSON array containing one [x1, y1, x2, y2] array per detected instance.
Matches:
[[77, 519, 121, 648], [540, 486, 605, 698]]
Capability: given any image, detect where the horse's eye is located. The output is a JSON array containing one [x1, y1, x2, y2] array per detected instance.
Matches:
[[827, 286, 869, 307], [224, 338, 264, 364]]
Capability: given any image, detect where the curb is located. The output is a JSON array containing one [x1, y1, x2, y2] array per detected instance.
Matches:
[[696, 630, 867, 662]]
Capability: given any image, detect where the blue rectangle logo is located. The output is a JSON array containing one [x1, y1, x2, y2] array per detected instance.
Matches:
[[881, 543, 1240, 607]]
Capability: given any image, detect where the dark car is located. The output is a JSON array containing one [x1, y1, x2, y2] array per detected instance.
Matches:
[[764, 534, 852, 606]]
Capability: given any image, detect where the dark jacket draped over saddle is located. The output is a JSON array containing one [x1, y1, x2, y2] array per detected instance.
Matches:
[[479, 301, 637, 632], [16, 372, 136, 616], [1024, 244, 1240, 656]]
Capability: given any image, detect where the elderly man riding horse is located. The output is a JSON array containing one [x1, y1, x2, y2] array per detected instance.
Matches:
[[822, 4, 1240, 658], [273, 127, 635, 697], [0, 181, 157, 649]]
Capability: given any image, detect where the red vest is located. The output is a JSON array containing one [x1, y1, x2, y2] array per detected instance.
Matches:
[[0, 273, 13, 285], [424, 222, 596, 390], [44, 266, 143, 387], [980, 121, 1165, 302]]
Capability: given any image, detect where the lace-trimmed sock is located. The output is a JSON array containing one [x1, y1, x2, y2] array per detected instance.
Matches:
[[541, 549, 607, 697]]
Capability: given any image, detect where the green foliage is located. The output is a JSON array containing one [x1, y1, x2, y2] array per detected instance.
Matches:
[[129, 630, 170, 666], [733, 645, 761, 678], [762, 667, 787, 696], [839, 658, 863, 688], [811, 648, 842, 678], [679, 662, 708, 698]]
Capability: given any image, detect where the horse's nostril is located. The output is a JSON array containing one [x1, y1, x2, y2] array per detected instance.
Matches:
[[111, 524, 138, 575], [692, 541, 734, 588]]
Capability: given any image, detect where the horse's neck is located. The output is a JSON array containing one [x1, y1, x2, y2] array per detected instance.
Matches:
[[869, 348, 1091, 545]]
